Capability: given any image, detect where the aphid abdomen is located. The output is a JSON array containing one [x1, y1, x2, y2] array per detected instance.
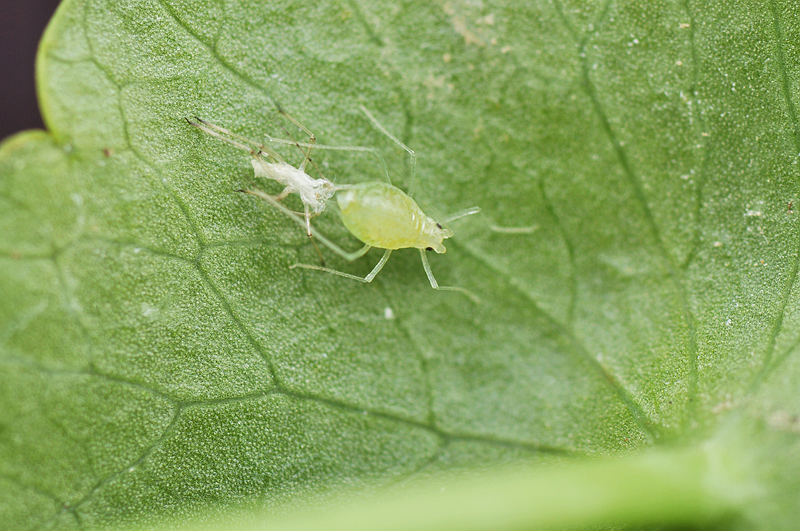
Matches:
[[337, 182, 427, 250]]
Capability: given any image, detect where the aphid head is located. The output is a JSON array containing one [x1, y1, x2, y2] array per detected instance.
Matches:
[[421, 219, 454, 254], [316, 179, 336, 202], [303, 179, 336, 214], [439, 222, 454, 238], [320, 179, 335, 195]]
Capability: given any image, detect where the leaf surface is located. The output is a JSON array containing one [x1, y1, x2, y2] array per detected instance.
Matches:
[[3, 0, 800, 529]]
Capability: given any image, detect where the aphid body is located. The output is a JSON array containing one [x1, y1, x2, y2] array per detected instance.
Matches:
[[337, 182, 452, 253]]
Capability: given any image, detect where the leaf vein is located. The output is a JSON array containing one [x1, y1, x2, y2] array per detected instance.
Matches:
[[451, 239, 660, 441], [155, 0, 283, 110], [748, 0, 800, 390], [76, 1, 205, 253], [572, 2, 699, 433], [68, 408, 183, 519]]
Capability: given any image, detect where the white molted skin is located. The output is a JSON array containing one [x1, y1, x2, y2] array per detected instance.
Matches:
[[251, 159, 334, 214]]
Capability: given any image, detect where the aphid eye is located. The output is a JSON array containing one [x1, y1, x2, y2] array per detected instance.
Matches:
[[426, 247, 434, 251], [436, 223, 443, 229]]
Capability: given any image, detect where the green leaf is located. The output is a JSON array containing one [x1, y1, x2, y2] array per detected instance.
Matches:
[[3, 0, 800, 529]]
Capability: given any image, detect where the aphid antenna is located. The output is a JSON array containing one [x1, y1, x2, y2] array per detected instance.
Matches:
[[441, 205, 537, 234], [359, 104, 418, 195], [442, 207, 539, 234], [489, 224, 538, 234], [442, 206, 482, 224]]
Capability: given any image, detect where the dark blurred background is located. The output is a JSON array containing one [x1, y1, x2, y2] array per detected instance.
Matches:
[[1, 0, 64, 142]]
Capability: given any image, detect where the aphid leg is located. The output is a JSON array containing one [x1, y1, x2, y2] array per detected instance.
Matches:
[[359, 105, 417, 194], [419, 249, 481, 304], [291, 249, 392, 283], [264, 124, 392, 184], [238, 188, 372, 262], [303, 203, 326, 266], [278, 106, 317, 143], [273, 108, 326, 178], [274, 187, 292, 202], [245, 186, 292, 209], [187, 117, 287, 164], [186, 118, 250, 151], [280, 125, 316, 173]]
